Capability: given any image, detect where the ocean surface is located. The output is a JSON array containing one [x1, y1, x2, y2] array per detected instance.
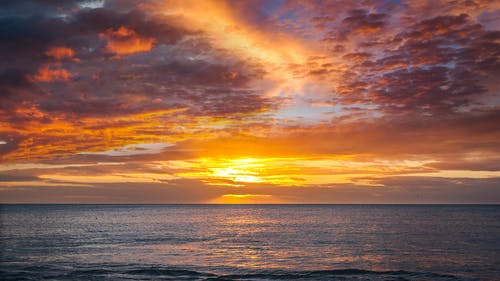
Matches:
[[0, 204, 499, 280]]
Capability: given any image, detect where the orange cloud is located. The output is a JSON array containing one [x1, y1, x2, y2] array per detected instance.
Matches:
[[45, 46, 75, 60], [1, 0, 500, 204], [100, 26, 156, 55], [1, 108, 189, 162], [32, 65, 72, 82]]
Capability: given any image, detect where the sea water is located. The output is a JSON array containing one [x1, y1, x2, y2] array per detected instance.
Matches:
[[1, 204, 499, 280]]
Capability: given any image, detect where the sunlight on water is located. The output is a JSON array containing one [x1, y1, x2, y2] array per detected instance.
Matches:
[[1, 205, 499, 280]]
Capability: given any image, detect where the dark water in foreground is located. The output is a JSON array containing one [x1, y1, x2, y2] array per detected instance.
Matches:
[[1, 205, 499, 280]]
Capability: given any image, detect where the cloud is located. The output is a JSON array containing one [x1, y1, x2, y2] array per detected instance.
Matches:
[[326, 13, 500, 114], [0, 0, 499, 203], [2, 177, 499, 204], [31, 65, 72, 82], [80, 142, 173, 156], [0, 173, 39, 182], [45, 46, 76, 60], [337, 9, 388, 40], [100, 26, 156, 55]]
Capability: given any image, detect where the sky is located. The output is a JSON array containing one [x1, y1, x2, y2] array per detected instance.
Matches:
[[1, 0, 499, 204]]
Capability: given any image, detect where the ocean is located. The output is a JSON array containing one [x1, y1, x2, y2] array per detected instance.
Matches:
[[0, 204, 499, 280]]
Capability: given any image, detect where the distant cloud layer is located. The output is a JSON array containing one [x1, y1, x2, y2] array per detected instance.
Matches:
[[1, 0, 499, 203]]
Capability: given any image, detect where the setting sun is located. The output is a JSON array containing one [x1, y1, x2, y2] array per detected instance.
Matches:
[[1, 1, 499, 280], [1, 0, 498, 204]]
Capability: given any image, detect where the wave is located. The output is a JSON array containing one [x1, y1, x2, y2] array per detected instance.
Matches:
[[205, 269, 460, 281], [126, 267, 215, 277], [0, 265, 465, 281]]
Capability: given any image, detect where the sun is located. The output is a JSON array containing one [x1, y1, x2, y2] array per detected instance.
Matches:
[[175, 157, 306, 186], [209, 158, 264, 183], [175, 157, 269, 186]]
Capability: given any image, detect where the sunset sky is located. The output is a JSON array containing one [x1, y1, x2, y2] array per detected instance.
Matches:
[[1, 0, 499, 203]]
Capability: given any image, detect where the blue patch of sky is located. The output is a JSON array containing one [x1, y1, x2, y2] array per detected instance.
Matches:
[[261, 0, 285, 17], [275, 99, 383, 124], [261, 0, 321, 41]]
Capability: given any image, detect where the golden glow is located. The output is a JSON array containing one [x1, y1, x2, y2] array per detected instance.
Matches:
[[210, 194, 275, 204], [156, 0, 337, 99], [172, 157, 435, 187], [2, 0, 498, 205], [1, 108, 190, 161], [178, 158, 267, 186], [161, 1, 310, 65]]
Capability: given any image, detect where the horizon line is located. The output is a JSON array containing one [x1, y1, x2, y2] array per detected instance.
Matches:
[[1, 203, 499, 205]]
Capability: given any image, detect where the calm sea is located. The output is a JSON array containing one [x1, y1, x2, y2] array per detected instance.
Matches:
[[1, 205, 499, 280]]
